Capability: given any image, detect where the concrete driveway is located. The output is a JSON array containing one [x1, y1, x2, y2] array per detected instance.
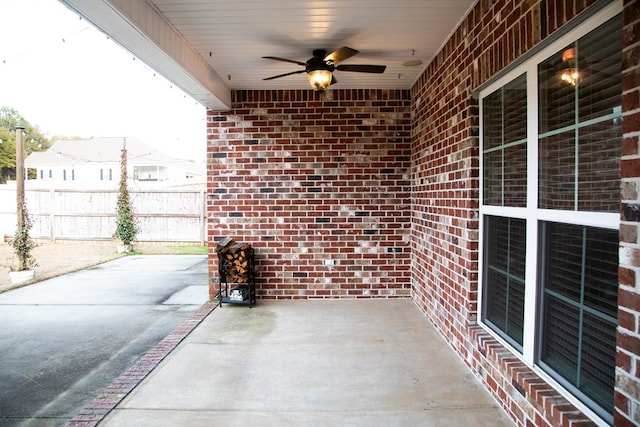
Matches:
[[0, 255, 209, 427]]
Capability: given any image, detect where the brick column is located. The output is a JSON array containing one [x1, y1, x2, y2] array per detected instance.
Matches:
[[616, 1, 640, 425]]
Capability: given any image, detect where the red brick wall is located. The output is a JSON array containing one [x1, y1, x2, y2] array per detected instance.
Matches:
[[204, 1, 638, 425], [206, 89, 412, 299], [617, 1, 640, 425], [411, 0, 638, 426]]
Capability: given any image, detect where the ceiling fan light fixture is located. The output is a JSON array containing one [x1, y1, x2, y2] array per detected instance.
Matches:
[[263, 47, 386, 90], [308, 69, 333, 91], [560, 67, 580, 86], [558, 47, 581, 86]]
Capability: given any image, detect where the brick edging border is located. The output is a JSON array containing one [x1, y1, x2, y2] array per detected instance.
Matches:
[[64, 302, 218, 427]]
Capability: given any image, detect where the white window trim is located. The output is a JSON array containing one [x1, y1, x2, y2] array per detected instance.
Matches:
[[477, 2, 622, 425]]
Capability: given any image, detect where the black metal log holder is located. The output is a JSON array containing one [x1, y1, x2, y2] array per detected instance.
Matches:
[[216, 238, 256, 307]]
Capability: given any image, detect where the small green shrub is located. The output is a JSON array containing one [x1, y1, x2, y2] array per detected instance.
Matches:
[[10, 204, 37, 271], [113, 143, 139, 246]]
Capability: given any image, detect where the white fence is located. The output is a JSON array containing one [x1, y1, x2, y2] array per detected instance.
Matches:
[[0, 186, 206, 244]]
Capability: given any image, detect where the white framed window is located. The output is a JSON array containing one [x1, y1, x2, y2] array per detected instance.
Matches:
[[478, 3, 621, 425]]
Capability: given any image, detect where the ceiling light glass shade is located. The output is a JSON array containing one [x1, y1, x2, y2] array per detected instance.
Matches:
[[308, 69, 332, 91], [560, 68, 580, 86], [558, 47, 580, 86]]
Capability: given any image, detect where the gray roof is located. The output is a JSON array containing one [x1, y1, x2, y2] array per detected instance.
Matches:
[[25, 137, 175, 167]]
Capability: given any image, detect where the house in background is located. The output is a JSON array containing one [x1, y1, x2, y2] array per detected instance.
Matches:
[[25, 137, 204, 189]]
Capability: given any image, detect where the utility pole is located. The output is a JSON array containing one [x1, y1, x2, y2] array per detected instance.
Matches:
[[15, 126, 25, 227]]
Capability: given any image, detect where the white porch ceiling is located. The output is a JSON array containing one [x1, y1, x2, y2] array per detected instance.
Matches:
[[59, 0, 476, 110]]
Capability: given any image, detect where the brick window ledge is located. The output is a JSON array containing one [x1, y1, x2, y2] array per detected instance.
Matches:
[[468, 325, 598, 427]]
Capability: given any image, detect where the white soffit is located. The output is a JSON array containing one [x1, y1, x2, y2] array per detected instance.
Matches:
[[60, 0, 232, 110], [58, 0, 478, 110]]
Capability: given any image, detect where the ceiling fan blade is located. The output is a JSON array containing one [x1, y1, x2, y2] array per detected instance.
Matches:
[[330, 75, 338, 85], [263, 69, 306, 81], [324, 47, 359, 64], [336, 64, 386, 73], [262, 56, 307, 66]]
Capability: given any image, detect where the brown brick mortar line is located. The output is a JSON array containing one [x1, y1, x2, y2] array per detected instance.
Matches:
[[63, 301, 218, 427]]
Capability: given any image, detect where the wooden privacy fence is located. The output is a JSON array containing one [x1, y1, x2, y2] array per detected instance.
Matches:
[[0, 187, 206, 244]]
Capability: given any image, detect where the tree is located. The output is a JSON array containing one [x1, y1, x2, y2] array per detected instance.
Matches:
[[113, 141, 138, 248], [0, 107, 51, 183], [0, 127, 16, 181]]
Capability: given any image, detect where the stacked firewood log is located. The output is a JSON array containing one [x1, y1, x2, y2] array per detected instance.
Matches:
[[216, 238, 254, 283]]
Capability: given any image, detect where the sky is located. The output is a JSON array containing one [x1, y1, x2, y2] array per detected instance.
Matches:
[[0, 0, 207, 162]]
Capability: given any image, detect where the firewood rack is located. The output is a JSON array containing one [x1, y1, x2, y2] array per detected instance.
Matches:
[[216, 238, 256, 307]]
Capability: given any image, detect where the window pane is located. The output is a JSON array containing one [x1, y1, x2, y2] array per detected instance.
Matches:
[[483, 90, 503, 150], [544, 223, 582, 302], [539, 45, 576, 134], [483, 216, 526, 347], [539, 222, 617, 417], [581, 313, 616, 412], [538, 14, 621, 213], [584, 228, 619, 318], [503, 75, 527, 144], [577, 124, 620, 212], [539, 118, 621, 215], [483, 150, 502, 205], [578, 16, 622, 122], [541, 295, 579, 383], [482, 74, 527, 207], [485, 268, 508, 330], [503, 143, 527, 207], [506, 277, 525, 343], [484, 145, 527, 207], [539, 132, 575, 209], [486, 216, 510, 271]]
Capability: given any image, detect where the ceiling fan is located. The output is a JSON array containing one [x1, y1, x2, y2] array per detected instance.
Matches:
[[262, 47, 386, 91]]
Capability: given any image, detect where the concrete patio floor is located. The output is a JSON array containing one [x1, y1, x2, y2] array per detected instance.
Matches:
[[100, 299, 514, 426]]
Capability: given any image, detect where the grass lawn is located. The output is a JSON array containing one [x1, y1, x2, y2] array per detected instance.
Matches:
[[128, 243, 208, 255]]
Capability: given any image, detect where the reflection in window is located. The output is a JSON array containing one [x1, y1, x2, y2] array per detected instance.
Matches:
[[538, 16, 621, 212], [482, 74, 527, 207]]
